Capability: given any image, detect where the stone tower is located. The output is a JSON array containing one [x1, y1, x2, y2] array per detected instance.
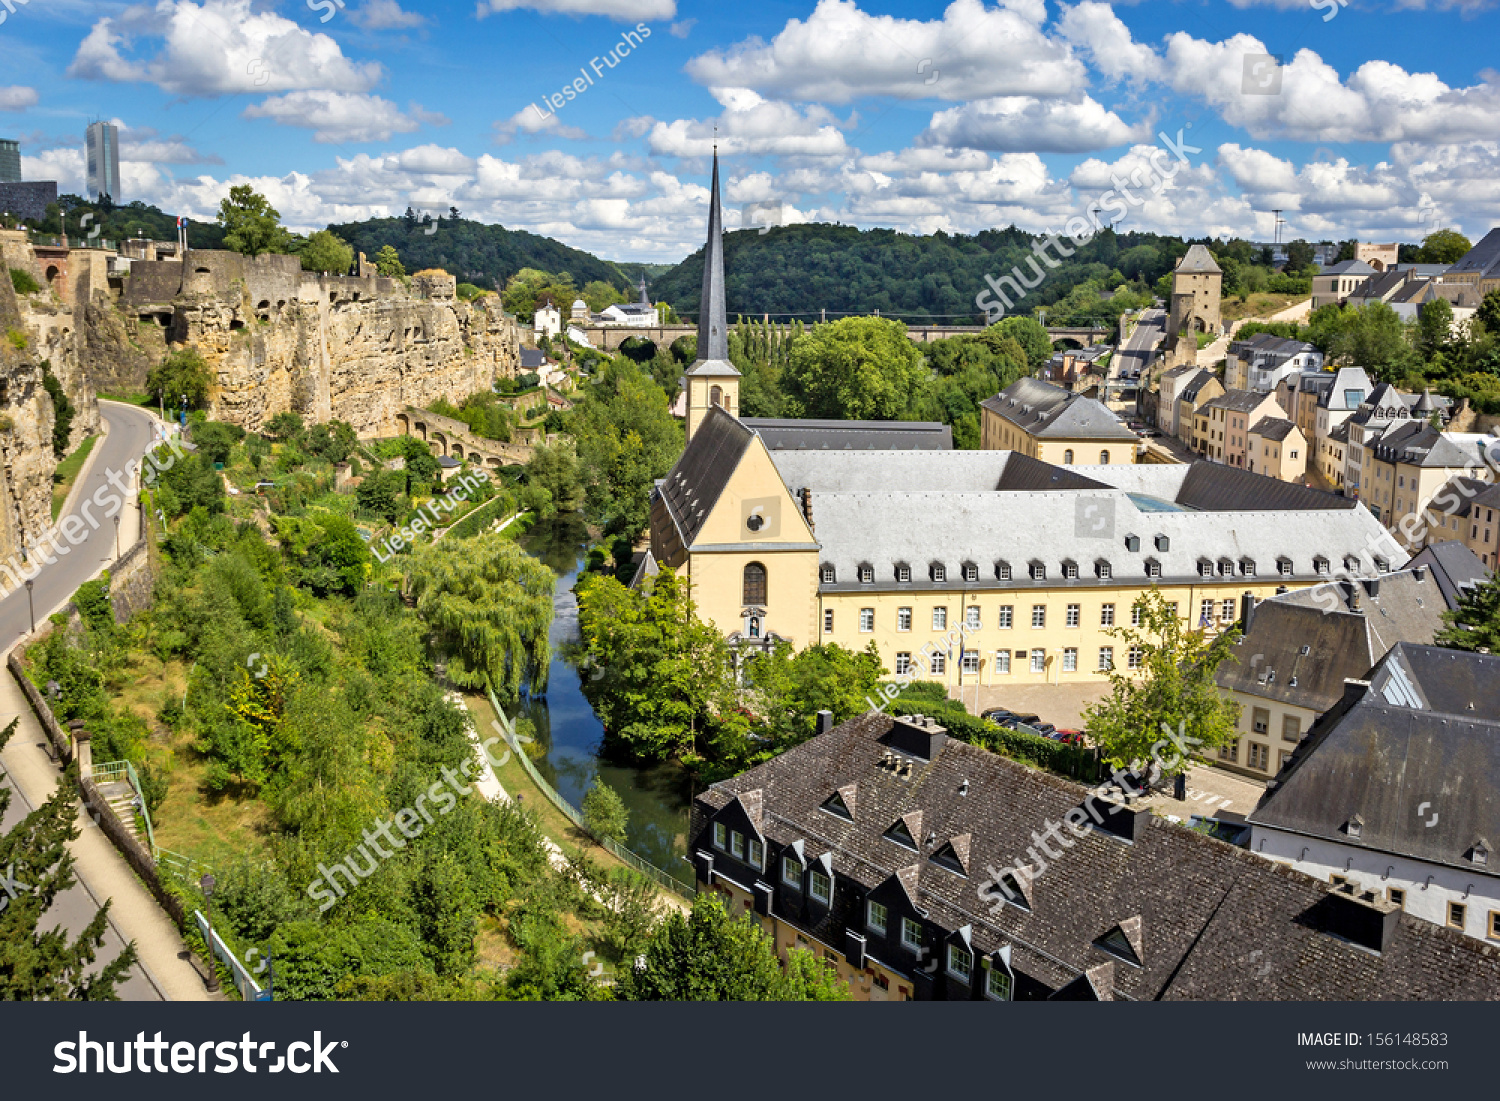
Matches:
[[683, 150, 740, 444], [1166, 244, 1223, 340]]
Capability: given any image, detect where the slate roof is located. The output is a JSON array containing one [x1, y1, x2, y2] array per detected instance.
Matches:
[[1174, 462, 1352, 512], [1319, 260, 1377, 278], [1447, 227, 1500, 279], [744, 418, 953, 452], [1178, 369, 1217, 404], [1248, 416, 1299, 442], [701, 710, 1500, 999], [1316, 367, 1372, 410], [685, 150, 739, 379], [1202, 389, 1278, 415], [1250, 645, 1500, 879], [1175, 244, 1222, 274], [1368, 422, 1482, 468], [519, 347, 547, 369], [1407, 541, 1490, 608], [1348, 268, 1414, 302], [657, 405, 755, 548], [980, 377, 1138, 441]]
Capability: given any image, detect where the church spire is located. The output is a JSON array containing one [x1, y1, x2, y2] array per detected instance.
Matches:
[[694, 148, 732, 365]]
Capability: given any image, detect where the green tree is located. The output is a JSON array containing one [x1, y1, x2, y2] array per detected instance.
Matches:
[[146, 348, 214, 410], [264, 410, 305, 441], [783, 316, 926, 421], [582, 280, 625, 312], [571, 359, 681, 539], [0, 720, 138, 999], [619, 892, 849, 1001], [374, 244, 406, 278], [300, 229, 354, 274], [217, 185, 292, 257], [1419, 228, 1472, 265], [989, 315, 1054, 368], [1082, 589, 1242, 777], [1416, 296, 1454, 360], [741, 641, 884, 752], [355, 468, 404, 524], [41, 363, 74, 459], [1436, 574, 1500, 653], [406, 533, 555, 697], [581, 780, 629, 844], [522, 440, 584, 519], [1283, 239, 1315, 272]]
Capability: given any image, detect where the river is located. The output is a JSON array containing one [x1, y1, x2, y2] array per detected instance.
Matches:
[[516, 515, 695, 873]]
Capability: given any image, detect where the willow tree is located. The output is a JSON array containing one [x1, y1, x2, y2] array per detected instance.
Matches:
[[406, 534, 555, 698]]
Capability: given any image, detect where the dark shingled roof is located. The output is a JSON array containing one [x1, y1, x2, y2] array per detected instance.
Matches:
[[992, 451, 1110, 493], [1248, 416, 1299, 442], [744, 418, 953, 451], [1202, 389, 1277, 415], [1448, 227, 1500, 279], [1407, 542, 1489, 608], [657, 404, 754, 548], [980, 377, 1138, 441], [700, 710, 1500, 999], [1217, 601, 1379, 713], [1251, 645, 1500, 878], [1174, 462, 1357, 512]]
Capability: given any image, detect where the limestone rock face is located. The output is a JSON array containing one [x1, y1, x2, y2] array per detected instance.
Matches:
[[0, 345, 66, 579]]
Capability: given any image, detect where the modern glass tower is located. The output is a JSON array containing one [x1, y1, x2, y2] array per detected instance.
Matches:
[[0, 139, 20, 184], [85, 121, 122, 201]]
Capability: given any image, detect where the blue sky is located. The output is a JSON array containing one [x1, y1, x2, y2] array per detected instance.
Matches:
[[3, 0, 1498, 261]]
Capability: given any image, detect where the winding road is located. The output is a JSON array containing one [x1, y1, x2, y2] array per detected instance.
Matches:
[[0, 400, 208, 1001]]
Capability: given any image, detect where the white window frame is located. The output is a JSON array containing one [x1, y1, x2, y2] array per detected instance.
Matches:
[[809, 869, 832, 905], [900, 916, 922, 952], [998, 606, 1013, 629], [859, 608, 875, 633], [867, 900, 888, 936], [713, 822, 727, 850], [895, 652, 912, 676], [782, 856, 803, 888], [730, 831, 745, 859], [1100, 604, 1115, 627], [747, 839, 764, 870], [824, 609, 834, 634], [929, 651, 947, 675], [859, 565, 874, 584], [961, 650, 980, 674], [985, 966, 1013, 1001], [1098, 646, 1114, 671], [932, 564, 947, 583], [947, 943, 972, 983], [1031, 605, 1046, 629], [1063, 647, 1078, 672], [896, 564, 912, 584], [995, 650, 1011, 674], [897, 607, 912, 632], [933, 607, 948, 630], [1127, 647, 1143, 670], [1030, 649, 1046, 674], [1066, 604, 1080, 628], [965, 606, 981, 631]]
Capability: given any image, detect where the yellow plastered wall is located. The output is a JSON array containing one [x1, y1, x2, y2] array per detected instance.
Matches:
[[685, 374, 739, 443], [980, 406, 1136, 465]]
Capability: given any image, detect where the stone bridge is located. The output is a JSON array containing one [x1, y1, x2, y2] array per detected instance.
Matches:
[[573, 321, 1111, 351], [397, 406, 534, 469]]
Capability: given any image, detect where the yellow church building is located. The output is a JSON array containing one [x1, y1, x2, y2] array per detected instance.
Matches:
[[642, 154, 1403, 691]]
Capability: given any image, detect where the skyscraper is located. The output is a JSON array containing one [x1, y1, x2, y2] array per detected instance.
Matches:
[[0, 139, 20, 184], [85, 121, 121, 202]]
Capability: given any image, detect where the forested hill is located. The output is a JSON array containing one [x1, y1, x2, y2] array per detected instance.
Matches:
[[649, 224, 1289, 324], [327, 213, 626, 292]]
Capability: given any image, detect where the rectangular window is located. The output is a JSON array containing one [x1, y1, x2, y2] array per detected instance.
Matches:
[[1030, 649, 1046, 674], [1221, 599, 1236, 621], [1282, 715, 1301, 743], [1131, 605, 1143, 628], [1219, 739, 1239, 762], [867, 900, 888, 935], [713, 822, 727, 850], [1064, 561, 1079, 580], [900, 917, 922, 952], [730, 831, 745, 859], [824, 609, 834, 634], [947, 944, 971, 983], [820, 566, 835, 584], [965, 606, 981, 631], [961, 650, 979, 674], [929, 651, 946, 675], [1063, 647, 1078, 672], [809, 870, 831, 904], [896, 564, 912, 583], [1489, 910, 1500, 939], [933, 607, 948, 630], [1200, 598, 1214, 625], [986, 967, 1013, 1001], [1252, 708, 1270, 734], [995, 650, 1011, 674], [1127, 647, 1143, 670], [1100, 604, 1115, 627], [748, 839, 764, 869], [1066, 604, 1080, 628], [1248, 743, 1270, 771], [1098, 646, 1114, 671], [859, 566, 874, 584], [998, 606, 1013, 629], [895, 652, 912, 676], [963, 564, 979, 582], [1032, 605, 1046, 629], [859, 608, 875, 633], [932, 564, 947, 583], [1449, 901, 1466, 930], [782, 856, 803, 888], [897, 607, 912, 632]]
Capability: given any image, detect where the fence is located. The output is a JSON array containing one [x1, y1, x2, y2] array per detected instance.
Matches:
[[484, 684, 695, 900], [92, 758, 157, 855], [442, 493, 518, 542], [195, 911, 267, 1002]]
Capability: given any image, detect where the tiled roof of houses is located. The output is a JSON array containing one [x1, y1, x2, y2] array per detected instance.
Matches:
[[1446, 227, 1500, 279], [1175, 244, 1222, 274], [979, 377, 1138, 441], [1249, 416, 1299, 442]]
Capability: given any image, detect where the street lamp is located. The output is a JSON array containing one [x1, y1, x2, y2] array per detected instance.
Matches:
[[113, 515, 120, 559], [24, 578, 33, 634], [200, 873, 221, 993]]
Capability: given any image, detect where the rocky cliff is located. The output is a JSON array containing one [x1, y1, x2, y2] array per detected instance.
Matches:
[[117, 251, 522, 436]]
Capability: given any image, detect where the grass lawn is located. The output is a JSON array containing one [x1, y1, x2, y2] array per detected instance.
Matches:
[[51, 434, 99, 521], [1221, 292, 1309, 322]]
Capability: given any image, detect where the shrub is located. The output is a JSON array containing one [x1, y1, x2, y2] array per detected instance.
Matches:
[[9, 268, 41, 295]]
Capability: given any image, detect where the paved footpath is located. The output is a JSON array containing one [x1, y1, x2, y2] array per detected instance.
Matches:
[[0, 401, 213, 1001]]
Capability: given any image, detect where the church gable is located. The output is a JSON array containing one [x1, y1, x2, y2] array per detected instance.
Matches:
[[690, 429, 817, 549]]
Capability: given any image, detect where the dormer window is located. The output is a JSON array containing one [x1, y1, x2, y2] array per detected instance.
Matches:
[[1125, 535, 1140, 553], [962, 562, 979, 583], [1198, 558, 1214, 578], [1240, 558, 1256, 577], [1373, 555, 1390, 573], [820, 789, 854, 821], [820, 564, 836, 584], [896, 563, 912, 583], [1096, 559, 1112, 580], [1470, 840, 1490, 867], [859, 564, 874, 584], [883, 817, 917, 851], [1144, 558, 1161, 579], [996, 561, 1012, 582], [1062, 559, 1079, 580], [1218, 557, 1235, 577], [1278, 557, 1293, 577], [1344, 555, 1359, 573], [931, 562, 947, 583], [1029, 561, 1046, 582], [1154, 534, 1170, 552], [1345, 815, 1364, 839]]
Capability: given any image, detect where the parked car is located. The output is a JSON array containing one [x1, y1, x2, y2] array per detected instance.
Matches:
[[1050, 728, 1086, 745]]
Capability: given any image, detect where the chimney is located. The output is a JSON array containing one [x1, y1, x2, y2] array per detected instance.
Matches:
[[800, 487, 814, 530], [1413, 566, 1427, 582], [815, 709, 834, 736], [1363, 577, 1381, 599], [886, 715, 949, 762], [1316, 882, 1400, 954], [1239, 591, 1256, 634], [1090, 799, 1146, 843]]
